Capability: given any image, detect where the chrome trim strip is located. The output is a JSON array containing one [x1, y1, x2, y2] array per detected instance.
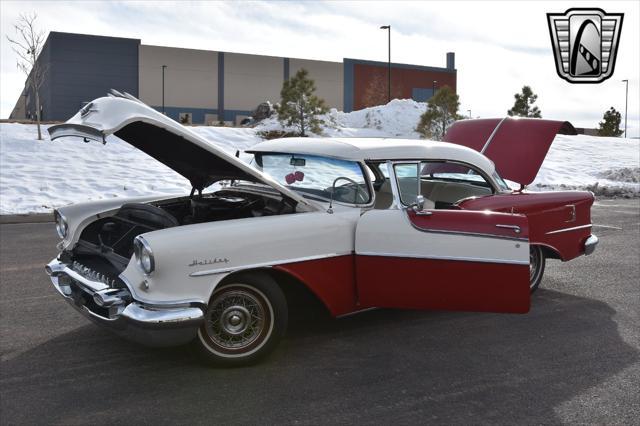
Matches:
[[357, 252, 529, 266], [496, 224, 521, 234], [545, 224, 592, 235], [404, 213, 528, 242], [188, 252, 353, 277], [480, 117, 508, 154]]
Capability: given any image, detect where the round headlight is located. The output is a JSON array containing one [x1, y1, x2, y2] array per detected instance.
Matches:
[[134, 236, 155, 275], [54, 210, 68, 239]]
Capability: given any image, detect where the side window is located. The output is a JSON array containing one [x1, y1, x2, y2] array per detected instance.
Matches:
[[419, 161, 494, 209], [393, 163, 420, 205]]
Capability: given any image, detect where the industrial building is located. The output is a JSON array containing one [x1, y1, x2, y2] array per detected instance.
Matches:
[[9, 32, 457, 125]]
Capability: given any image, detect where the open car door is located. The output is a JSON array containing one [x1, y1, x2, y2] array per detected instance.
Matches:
[[355, 207, 530, 314]]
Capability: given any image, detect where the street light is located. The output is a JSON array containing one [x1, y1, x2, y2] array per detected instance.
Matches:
[[467, 109, 472, 119], [380, 25, 391, 103], [432, 80, 437, 97], [622, 79, 628, 138], [162, 65, 167, 114]]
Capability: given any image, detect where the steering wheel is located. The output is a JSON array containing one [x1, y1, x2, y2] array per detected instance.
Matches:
[[331, 176, 369, 204]]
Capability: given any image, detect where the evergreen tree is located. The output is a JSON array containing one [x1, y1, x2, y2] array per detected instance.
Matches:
[[597, 107, 624, 137], [507, 85, 542, 118], [275, 69, 327, 136], [416, 86, 461, 140]]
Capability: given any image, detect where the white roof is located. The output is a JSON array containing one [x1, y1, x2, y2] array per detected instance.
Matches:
[[248, 137, 496, 174]]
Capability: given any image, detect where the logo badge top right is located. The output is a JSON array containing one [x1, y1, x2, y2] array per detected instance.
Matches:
[[547, 8, 624, 84]]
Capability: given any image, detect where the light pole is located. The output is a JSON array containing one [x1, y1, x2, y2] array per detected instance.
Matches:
[[380, 25, 391, 103], [622, 79, 628, 138], [162, 65, 167, 114], [467, 109, 472, 119], [432, 80, 437, 97]]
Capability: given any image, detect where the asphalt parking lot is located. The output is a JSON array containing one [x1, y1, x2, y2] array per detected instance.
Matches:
[[1, 199, 638, 425]]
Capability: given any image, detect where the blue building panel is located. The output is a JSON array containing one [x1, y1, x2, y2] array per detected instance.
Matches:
[[46, 32, 140, 121], [411, 88, 435, 102]]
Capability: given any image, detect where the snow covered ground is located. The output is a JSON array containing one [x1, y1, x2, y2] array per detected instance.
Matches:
[[1, 99, 638, 214]]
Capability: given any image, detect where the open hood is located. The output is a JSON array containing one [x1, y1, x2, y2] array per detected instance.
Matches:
[[443, 117, 576, 186], [48, 92, 318, 210]]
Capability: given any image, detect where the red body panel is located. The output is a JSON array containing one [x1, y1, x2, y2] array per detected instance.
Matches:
[[408, 209, 529, 239], [356, 256, 530, 313], [459, 191, 594, 260], [444, 118, 576, 186], [274, 255, 358, 316]]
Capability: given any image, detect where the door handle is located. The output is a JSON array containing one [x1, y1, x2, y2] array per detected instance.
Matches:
[[415, 210, 433, 216], [496, 224, 521, 234]]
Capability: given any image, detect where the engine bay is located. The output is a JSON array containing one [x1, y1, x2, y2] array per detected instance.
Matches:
[[73, 189, 295, 273]]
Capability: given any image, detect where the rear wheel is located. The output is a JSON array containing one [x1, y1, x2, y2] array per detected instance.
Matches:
[[195, 273, 287, 366], [529, 245, 546, 293]]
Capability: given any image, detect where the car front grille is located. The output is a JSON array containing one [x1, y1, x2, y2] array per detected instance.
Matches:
[[71, 260, 119, 287]]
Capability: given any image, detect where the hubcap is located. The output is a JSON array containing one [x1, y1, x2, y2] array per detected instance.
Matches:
[[203, 288, 269, 352]]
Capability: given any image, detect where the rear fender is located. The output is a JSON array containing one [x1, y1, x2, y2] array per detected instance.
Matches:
[[458, 191, 594, 261]]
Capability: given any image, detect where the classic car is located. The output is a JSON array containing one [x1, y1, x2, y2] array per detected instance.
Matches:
[[45, 92, 598, 365]]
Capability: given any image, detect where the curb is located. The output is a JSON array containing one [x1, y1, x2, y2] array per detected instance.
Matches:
[[0, 214, 53, 224]]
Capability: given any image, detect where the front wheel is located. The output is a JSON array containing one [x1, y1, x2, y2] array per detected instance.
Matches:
[[529, 245, 546, 293], [195, 273, 287, 366]]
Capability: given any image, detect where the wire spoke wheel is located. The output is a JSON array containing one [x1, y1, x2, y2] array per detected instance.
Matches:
[[199, 283, 276, 359], [529, 245, 546, 293]]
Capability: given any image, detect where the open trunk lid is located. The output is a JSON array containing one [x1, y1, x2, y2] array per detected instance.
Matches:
[[443, 117, 577, 186], [48, 92, 318, 211]]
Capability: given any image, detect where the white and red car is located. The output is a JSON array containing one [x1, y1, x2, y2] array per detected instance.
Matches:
[[45, 93, 597, 365]]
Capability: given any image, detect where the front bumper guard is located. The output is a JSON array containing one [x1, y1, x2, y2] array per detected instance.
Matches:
[[45, 258, 204, 347]]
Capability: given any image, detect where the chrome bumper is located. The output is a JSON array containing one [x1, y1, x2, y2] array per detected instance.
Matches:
[[584, 234, 599, 256], [45, 258, 204, 347]]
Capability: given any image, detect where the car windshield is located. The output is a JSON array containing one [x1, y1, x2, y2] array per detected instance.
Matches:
[[254, 153, 371, 204]]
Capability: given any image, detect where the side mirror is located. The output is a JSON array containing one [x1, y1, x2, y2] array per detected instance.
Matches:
[[409, 195, 432, 216], [411, 195, 425, 211]]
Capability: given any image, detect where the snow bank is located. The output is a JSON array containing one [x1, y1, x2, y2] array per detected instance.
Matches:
[[1, 100, 638, 214], [255, 98, 427, 138], [530, 134, 639, 197]]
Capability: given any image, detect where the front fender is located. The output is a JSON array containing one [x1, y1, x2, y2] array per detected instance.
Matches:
[[120, 209, 360, 305]]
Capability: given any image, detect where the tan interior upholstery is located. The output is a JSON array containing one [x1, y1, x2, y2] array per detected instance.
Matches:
[[427, 181, 491, 204]]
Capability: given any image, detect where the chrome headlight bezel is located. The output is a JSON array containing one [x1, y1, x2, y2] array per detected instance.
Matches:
[[54, 210, 68, 239], [133, 236, 155, 276]]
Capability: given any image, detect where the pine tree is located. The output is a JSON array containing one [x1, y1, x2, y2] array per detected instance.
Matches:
[[597, 107, 624, 137], [275, 69, 327, 136], [507, 86, 542, 118], [416, 86, 461, 140]]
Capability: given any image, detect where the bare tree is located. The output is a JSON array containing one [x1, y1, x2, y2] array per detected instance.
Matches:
[[6, 12, 48, 140]]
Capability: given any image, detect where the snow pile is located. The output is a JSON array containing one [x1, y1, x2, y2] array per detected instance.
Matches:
[[530, 134, 639, 196], [1, 99, 639, 214], [254, 98, 427, 138], [0, 123, 262, 214]]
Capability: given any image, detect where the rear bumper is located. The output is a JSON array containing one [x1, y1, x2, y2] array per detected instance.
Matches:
[[584, 234, 599, 256], [45, 258, 204, 347]]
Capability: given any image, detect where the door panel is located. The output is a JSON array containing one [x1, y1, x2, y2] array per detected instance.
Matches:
[[355, 209, 530, 313]]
